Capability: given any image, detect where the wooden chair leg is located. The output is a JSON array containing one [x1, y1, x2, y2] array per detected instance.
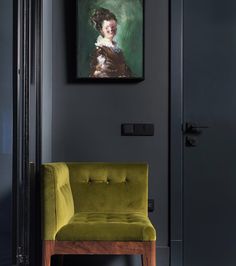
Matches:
[[142, 242, 156, 266], [42, 241, 54, 266]]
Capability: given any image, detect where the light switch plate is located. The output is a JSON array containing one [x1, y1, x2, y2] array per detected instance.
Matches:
[[121, 123, 154, 136]]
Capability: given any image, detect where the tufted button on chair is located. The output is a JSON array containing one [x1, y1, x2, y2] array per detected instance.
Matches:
[[41, 162, 156, 266]]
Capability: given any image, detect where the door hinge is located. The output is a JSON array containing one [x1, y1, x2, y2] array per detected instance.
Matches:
[[16, 247, 29, 265]]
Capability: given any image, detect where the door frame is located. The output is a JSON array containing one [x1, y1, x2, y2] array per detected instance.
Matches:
[[13, 0, 42, 265], [170, 0, 184, 265], [13, 0, 31, 264]]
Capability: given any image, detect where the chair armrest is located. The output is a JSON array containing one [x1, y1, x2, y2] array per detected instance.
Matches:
[[41, 163, 74, 240]]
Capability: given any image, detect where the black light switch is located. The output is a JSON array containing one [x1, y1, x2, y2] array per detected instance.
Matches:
[[121, 123, 154, 136], [121, 124, 134, 135]]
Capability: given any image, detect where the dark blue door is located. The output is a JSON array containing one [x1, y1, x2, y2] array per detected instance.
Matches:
[[183, 1, 236, 265]]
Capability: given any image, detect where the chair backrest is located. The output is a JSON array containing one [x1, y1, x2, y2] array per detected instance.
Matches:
[[67, 163, 148, 215]]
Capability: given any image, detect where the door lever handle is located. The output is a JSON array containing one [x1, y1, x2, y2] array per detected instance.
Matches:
[[184, 122, 209, 134]]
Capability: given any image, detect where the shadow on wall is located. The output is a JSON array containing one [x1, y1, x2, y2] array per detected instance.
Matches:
[[0, 192, 12, 266], [52, 254, 140, 266]]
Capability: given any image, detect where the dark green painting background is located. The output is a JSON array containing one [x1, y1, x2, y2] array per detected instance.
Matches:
[[77, 0, 143, 78]]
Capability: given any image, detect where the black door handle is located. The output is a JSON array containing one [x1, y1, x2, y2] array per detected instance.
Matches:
[[184, 122, 209, 134]]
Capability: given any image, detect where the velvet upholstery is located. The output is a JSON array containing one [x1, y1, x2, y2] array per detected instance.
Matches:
[[41, 163, 74, 240], [41, 163, 156, 241], [56, 212, 156, 241]]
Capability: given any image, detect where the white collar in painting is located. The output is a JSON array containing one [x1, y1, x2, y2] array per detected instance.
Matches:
[[95, 35, 118, 49]]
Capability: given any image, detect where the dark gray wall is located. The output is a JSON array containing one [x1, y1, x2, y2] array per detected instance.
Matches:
[[42, 0, 52, 162], [0, 0, 13, 265], [42, 0, 169, 264]]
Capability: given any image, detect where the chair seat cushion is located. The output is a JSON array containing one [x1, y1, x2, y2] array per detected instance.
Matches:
[[55, 212, 156, 241]]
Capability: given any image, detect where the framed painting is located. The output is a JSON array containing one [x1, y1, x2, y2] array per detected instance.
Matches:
[[76, 0, 144, 81]]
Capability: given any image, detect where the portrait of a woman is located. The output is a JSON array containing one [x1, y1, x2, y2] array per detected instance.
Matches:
[[90, 8, 132, 78], [76, 0, 143, 79]]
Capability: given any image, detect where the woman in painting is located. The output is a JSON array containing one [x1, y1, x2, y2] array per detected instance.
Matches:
[[90, 8, 132, 78]]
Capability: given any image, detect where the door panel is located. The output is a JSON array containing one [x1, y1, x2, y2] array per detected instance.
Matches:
[[183, 1, 236, 266]]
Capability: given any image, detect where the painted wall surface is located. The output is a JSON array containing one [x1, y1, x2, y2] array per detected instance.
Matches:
[[42, 0, 53, 162], [42, 0, 169, 264], [0, 0, 13, 265]]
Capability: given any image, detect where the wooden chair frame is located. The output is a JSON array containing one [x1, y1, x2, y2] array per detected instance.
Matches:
[[42, 240, 156, 266]]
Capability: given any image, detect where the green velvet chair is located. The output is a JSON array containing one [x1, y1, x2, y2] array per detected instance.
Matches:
[[41, 162, 156, 266]]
